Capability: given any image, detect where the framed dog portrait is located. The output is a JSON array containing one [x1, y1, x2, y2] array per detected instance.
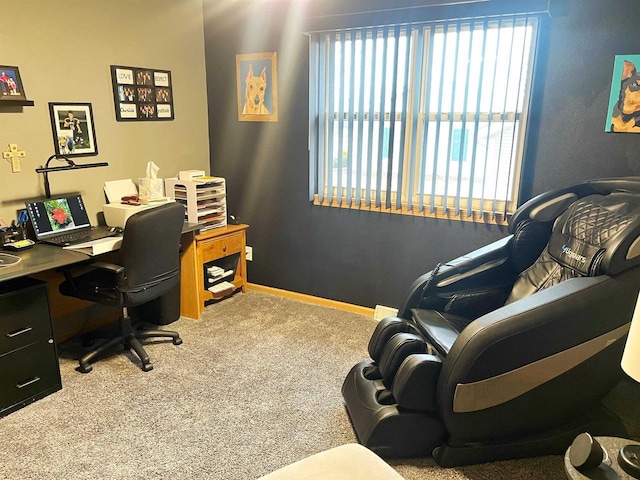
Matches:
[[0, 65, 28, 102], [48, 102, 98, 157], [236, 52, 278, 122], [606, 54, 640, 133]]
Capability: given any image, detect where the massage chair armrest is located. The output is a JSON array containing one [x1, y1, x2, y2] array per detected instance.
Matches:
[[437, 273, 640, 411], [398, 236, 513, 318]]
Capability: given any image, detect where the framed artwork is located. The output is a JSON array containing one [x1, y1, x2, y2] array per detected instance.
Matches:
[[0, 65, 28, 102], [236, 52, 278, 122], [110, 65, 174, 121], [48, 102, 98, 156], [606, 54, 640, 133]]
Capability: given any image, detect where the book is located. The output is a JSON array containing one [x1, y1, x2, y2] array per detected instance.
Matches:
[[63, 236, 123, 256], [207, 280, 234, 294]]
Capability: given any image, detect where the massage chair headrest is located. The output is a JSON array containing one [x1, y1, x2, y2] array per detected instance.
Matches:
[[546, 192, 640, 276], [509, 177, 640, 231]]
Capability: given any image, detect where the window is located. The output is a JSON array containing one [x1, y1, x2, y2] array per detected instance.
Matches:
[[308, 15, 540, 223]]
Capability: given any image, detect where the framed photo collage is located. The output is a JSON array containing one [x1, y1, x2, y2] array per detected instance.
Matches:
[[110, 65, 174, 122]]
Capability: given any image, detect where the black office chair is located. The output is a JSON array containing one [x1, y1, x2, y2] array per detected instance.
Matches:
[[59, 202, 185, 373], [342, 177, 640, 466]]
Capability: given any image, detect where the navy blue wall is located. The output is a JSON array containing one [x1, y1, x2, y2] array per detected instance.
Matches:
[[203, 0, 640, 308]]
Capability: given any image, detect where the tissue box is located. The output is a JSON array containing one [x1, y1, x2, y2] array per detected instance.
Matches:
[[103, 202, 170, 228], [138, 178, 165, 202]]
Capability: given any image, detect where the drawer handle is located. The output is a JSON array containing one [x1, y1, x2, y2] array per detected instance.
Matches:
[[16, 377, 40, 389], [6, 326, 33, 338], [223, 246, 227, 253]]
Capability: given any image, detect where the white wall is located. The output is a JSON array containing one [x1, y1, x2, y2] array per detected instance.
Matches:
[[0, 0, 209, 225]]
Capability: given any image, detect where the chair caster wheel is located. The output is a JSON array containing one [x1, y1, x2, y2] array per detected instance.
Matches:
[[142, 363, 154, 372], [78, 364, 93, 373], [173, 337, 183, 345]]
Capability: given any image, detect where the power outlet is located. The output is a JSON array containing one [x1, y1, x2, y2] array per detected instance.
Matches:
[[246, 246, 253, 261]]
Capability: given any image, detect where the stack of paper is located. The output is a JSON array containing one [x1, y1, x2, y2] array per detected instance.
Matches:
[[63, 237, 123, 256]]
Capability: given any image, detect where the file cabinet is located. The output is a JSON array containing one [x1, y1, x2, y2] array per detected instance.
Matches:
[[0, 277, 61, 417]]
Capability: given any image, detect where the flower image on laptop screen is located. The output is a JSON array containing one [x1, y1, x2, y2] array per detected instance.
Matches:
[[44, 198, 76, 231]]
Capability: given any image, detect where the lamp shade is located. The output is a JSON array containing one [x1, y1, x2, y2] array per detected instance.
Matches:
[[621, 292, 640, 382]]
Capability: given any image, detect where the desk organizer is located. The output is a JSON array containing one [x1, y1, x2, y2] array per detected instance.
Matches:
[[165, 177, 227, 231], [1, 226, 27, 246]]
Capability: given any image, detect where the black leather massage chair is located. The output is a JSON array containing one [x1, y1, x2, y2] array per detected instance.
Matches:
[[342, 178, 640, 466]]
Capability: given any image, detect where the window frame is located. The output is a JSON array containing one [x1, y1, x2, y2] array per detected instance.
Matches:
[[308, 14, 541, 225]]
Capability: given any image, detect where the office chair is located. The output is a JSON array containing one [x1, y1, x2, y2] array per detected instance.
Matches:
[[59, 202, 185, 373], [342, 177, 640, 466]]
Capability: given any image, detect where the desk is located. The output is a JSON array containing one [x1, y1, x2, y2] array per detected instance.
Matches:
[[0, 244, 89, 282], [1, 221, 243, 321], [0, 223, 243, 416]]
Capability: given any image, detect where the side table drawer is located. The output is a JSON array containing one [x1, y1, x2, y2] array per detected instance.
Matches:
[[0, 342, 61, 416], [199, 233, 243, 261]]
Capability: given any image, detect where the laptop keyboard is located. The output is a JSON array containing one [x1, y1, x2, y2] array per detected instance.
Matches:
[[54, 226, 115, 245]]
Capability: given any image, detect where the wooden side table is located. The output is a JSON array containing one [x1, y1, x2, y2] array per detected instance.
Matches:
[[179, 224, 248, 319], [564, 436, 640, 479]]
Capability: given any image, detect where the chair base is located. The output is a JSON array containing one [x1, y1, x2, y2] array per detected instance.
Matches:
[[433, 405, 628, 467], [78, 317, 182, 373], [342, 361, 628, 465]]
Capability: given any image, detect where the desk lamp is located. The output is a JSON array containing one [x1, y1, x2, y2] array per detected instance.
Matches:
[[620, 292, 640, 478], [35, 154, 108, 198]]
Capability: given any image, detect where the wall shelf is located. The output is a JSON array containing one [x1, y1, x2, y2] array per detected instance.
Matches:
[[0, 99, 34, 107]]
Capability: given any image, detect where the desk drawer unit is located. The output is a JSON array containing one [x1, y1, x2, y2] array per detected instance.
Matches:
[[199, 232, 243, 260], [179, 224, 248, 319], [0, 277, 61, 417]]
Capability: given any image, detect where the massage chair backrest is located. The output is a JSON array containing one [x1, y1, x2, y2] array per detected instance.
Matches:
[[506, 189, 640, 304], [507, 178, 639, 271]]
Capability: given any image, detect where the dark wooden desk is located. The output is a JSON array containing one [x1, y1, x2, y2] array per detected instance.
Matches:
[[1, 222, 202, 320], [0, 244, 90, 283], [0, 221, 201, 284], [0, 223, 205, 416]]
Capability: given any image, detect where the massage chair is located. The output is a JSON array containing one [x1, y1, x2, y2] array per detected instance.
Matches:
[[342, 178, 640, 466]]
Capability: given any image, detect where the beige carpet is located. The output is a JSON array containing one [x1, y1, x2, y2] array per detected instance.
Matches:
[[1, 290, 632, 479]]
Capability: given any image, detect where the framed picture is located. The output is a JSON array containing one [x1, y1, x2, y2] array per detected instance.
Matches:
[[48, 102, 98, 156], [606, 54, 640, 133], [236, 52, 278, 122], [0, 65, 27, 101], [110, 65, 174, 121]]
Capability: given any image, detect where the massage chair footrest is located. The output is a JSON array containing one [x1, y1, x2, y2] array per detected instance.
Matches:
[[341, 360, 445, 458]]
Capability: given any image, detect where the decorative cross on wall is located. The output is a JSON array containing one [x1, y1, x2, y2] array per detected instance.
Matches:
[[2, 144, 26, 173]]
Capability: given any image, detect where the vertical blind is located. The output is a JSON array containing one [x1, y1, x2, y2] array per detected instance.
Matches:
[[308, 14, 540, 220]]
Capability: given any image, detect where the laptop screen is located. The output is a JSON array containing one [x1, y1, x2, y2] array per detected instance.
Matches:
[[26, 195, 92, 240]]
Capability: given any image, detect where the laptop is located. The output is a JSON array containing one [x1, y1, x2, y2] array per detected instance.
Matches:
[[25, 194, 118, 247]]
